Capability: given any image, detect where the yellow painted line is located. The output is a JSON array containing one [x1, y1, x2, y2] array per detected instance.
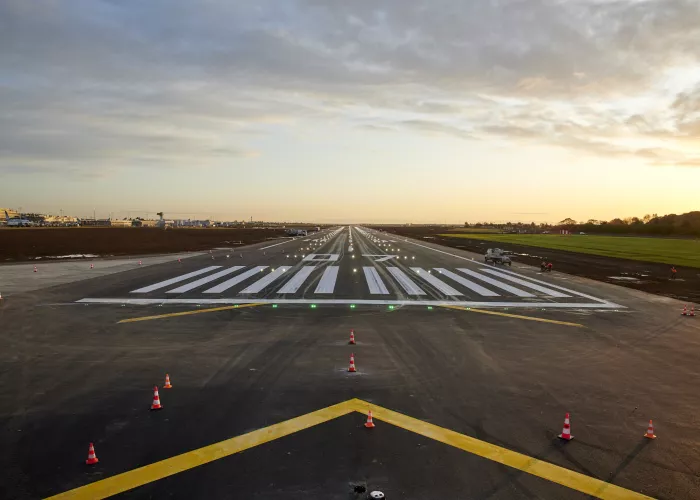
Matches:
[[117, 303, 265, 323], [44, 400, 358, 500], [442, 305, 584, 328], [349, 400, 652, 500], [46, 398, 650, 500]]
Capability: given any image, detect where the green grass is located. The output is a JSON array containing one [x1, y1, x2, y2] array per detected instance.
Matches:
[[438, 233, 700, 268], [447, 228, 502, 234]]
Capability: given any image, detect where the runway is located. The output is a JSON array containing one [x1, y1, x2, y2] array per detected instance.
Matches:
[[1, 227, 698, 499], [75, 226, 621, 309]]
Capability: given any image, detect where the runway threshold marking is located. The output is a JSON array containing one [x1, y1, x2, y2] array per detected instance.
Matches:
[[46, 399, 651, 500], [117, 303, 265, 323], [442, 305, 584, 327]]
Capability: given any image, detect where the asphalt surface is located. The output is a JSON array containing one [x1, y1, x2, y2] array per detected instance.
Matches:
[[1, 226, 699, 499]]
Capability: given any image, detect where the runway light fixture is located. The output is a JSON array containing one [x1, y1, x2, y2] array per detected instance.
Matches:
[[310, 304, 317, 309], [350, 304, 356, 309], [388, 305, 395, 310], [272, 304, 278, 308], [427, 306, 433, 310]]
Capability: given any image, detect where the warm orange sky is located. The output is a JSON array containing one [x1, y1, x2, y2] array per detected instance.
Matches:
[[2, 1, 699, 223]]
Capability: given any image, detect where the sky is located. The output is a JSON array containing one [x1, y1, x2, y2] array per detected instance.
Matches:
[[1, 0, 699, 224]]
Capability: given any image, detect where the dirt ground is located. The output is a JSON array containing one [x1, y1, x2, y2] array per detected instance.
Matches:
[[377, 226, 700, 304], [0, 227, 291, 262]]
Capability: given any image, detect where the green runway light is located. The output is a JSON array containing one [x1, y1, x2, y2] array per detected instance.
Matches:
[[388, 305, 395, 310], [350, 304, 356, 309], [310, 304, 317, 309], [272, 304, 278, 308], [427, 306, 433, 310]]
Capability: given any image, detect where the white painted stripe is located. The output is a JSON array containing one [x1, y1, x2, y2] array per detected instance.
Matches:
[[315, 266, 339, 294], [435, 268, 500, 297], [131, 266, 222, 293], [240, 266, 291, 294], [480, 266, 607, 302], [166, 267, 244, 293], [277, 266, 316, 294], [363, 267, 389, 295], [77, 298, 624, 309], [457, 269, 535, 297], [479, 268, 570, 297], [203, 266, 267, 293], [387, 267, 427, 296], [410, 268, 462, 296], [260, 239, 295, 250]]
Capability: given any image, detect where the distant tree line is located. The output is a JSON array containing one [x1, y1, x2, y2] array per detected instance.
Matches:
[[465, 211, 700, 237]]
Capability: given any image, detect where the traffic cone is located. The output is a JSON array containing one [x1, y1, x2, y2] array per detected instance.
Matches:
[[364, 410, 376, 428], [682, 305, 687, 316], [164, 374, 172, 389], [150, 386, 163, 410], [348, 353, 357, 372], [34, 266, 37, 273], [211, 255, 214, 260], [139, 260, 142, 266], [644, 420, 656, 439], [0, 292, 3, 300], [85, 443, 99, 465], [690, 306, 696, 317], [90, 263, 94, 269], [349, 330, 356, 345], [558, 413, 573, 441], [178, 258, 181, 263]]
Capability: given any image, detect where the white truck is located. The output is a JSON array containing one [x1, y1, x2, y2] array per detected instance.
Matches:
[[484, 248, 512, 266]]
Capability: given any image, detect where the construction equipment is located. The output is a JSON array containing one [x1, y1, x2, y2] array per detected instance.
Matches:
[[485, 248, 512, 266]]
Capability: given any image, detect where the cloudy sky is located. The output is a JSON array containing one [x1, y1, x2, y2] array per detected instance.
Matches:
[[1, 0, 699, 223]]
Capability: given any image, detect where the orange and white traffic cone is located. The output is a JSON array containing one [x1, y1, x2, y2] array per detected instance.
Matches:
[[348, 353, 357, 372], [349, 330, 356, 345], [178, 258, 181, 263], [682, 305, 687, 316], [139, 260, 142, 266], [163, 374, 172, 389], [0, 292, 3, 300], [86, 443, 99, 465], [644, 420, 656, 439], [33, 266, 37, 273], [150, 386, 163, 410], [90, 263, 94, 269], [364, 410, 376, 428], [558, 413, 573, 441], [690, 306, 696, 317]]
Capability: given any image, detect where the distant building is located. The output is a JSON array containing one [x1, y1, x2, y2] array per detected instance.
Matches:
[[110, 219, 134, 227], [1, 208, 20, 219]]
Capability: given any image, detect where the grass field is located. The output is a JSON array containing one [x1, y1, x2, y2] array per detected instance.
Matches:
[[447, 228, 502, 234], [439, 233, 700, 268]]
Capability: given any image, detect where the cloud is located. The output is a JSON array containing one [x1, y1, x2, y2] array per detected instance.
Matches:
[[399, 119, 473, 139], [1, 0, 700, 174]]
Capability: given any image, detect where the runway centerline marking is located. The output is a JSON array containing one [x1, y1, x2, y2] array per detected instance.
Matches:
[[45, 398, 650, 500], [117, 303, 265, 323], [442, 305, 584, 327]]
